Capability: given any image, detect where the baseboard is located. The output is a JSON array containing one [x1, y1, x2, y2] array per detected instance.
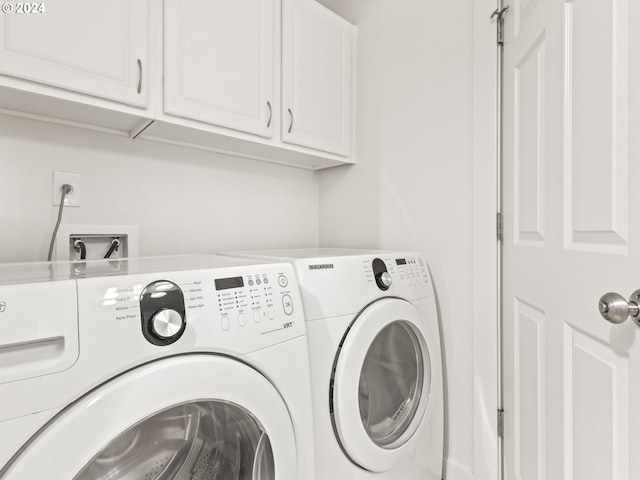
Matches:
[[444, 458, 474, 480]]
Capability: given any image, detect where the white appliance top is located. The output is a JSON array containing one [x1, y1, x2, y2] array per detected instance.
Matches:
[[223, 248, 387, 262], [0, 255, 269, 285]]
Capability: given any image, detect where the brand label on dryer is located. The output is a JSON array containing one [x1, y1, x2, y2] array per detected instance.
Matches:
[[308, 263, 334, 270]]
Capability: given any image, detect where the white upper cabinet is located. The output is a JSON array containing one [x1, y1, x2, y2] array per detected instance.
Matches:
[[282, 0, 354, 156], [164, 0, 275, 138], [0, 0, 149, 108], [0, 0, 355, 169]]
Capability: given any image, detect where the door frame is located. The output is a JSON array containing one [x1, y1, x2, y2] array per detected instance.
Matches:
[[472, 1, 500, 480]]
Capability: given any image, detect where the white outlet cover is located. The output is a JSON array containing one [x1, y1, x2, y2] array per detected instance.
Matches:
[[55, 224, 139, 261], [53, 172, 81, 207]]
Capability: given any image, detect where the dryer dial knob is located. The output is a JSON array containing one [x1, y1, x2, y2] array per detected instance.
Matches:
[[151, 309, 184, 339], [376, 272, 392, 290]]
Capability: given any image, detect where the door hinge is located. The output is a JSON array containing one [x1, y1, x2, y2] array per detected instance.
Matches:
[[490, 5, 510, 45], [497, 408, 504, 438], [496, 212, 503, 241]]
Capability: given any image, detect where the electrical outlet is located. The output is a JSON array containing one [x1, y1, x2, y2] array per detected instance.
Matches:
[[52, 172, 81, 207]]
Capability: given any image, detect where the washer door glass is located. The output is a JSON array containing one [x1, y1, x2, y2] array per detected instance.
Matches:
[[0, 355, 297, 480], [74, 400, 275, 480], [358, 320, 428, 448]]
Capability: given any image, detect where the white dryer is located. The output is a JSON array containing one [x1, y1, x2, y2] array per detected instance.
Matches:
[[224, 249, 444, 480], [0, 255, 314, 480]]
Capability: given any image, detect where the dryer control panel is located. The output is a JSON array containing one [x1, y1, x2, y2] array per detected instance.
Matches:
[[363, 255, 430, 289], [387, 255, 430, 286], [293, 251, 434, 321]]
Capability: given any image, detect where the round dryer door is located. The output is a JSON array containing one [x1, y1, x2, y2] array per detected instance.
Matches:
[[331, 298, 432, 473], [1, 355, 296, 480]]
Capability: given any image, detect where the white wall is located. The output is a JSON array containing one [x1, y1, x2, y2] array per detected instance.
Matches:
[[0, 114, 319, 264], [319, 0, 475, 478]]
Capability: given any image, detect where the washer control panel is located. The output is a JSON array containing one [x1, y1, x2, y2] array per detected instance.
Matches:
[[90, 262, 303, 353], [214, 270, 295, 332]]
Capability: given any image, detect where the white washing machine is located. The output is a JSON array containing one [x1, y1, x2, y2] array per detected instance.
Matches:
[[224, 249, 444, 480], [0, 255, 314, 480]]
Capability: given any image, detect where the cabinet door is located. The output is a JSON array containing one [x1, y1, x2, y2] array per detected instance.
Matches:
[[0, 0, 149, 108], [282, 0, 353, 156], [164, 0, 275, 138]]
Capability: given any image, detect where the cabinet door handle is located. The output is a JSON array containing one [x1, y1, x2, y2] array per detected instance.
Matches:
[[287, 108, 293, 133], [137, 59, 142, 94], [266, 101, 272, 128]]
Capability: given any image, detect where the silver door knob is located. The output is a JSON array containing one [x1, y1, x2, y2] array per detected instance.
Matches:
[[598, 290, 640, 326]]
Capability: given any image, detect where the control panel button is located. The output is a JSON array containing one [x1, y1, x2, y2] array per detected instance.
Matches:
[[267, 307, 275, 320], [238, 313, 246, 327], [282, 294, 294, 316], [254, 309, 262, 323], [221, 315, 230, 331], [248, 279, 254, 286], [256, 278, 261, 285], [264, 277, 269, 284], [278, 275, 288, 288]]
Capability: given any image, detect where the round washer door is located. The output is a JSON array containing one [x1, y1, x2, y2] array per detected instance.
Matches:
[[2, 355, 297, 480], [332, 298, 431, 473]]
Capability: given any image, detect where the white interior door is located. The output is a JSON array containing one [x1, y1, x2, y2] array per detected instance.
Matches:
[[502, 0, 640, 478]]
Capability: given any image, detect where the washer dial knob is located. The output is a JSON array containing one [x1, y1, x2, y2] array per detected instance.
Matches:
[[140, 280, 186, 346], [376, 271, 392, 290], [151, 309, 184, 339], [372, 258, 392, 291]]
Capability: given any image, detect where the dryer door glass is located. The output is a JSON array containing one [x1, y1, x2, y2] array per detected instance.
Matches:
[[358, 320, 431, 448], [73, 400, 275, 480]]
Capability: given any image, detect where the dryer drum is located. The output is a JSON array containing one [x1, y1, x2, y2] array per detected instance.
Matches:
[[358, 320, 429, 448], [73, 401, 275, 480]]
